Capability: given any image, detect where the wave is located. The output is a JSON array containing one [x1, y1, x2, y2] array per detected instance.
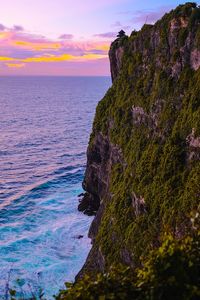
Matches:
[[0, 164, 84, 211]]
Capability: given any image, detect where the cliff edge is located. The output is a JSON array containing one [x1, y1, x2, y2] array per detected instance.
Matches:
[[78, 2, 200, 277]]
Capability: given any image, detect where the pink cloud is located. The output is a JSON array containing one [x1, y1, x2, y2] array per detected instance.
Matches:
[[0, 25, 112, 75]]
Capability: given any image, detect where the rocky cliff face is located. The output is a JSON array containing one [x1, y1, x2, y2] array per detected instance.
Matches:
[[78, 3, 200, 277], [109, 42, 124, 82]]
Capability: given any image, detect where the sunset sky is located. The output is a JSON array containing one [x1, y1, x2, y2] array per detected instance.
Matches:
[[0, 0, 198, 76]]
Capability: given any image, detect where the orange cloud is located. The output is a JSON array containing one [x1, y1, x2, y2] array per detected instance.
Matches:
[[87, 43, 109, 52], [1, 53, 107, 68], [96, 44, 110, 51], [13, 40, 61, 51], [21, 53, 74, 62], [0, 31, 12, 40], [80, 53, 107, 60], [6, 63, 25, 68], [0, 56, 14, 61], [21, 53, 106, 62]]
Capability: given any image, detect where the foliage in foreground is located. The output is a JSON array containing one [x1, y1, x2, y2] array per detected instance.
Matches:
[[57, 224, 200, 300]]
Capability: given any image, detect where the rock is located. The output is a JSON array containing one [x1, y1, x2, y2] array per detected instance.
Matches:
[[78, 192, 85, 198], [170, 17, 188, 32], [84, 209, 96, 216], [82, 133, 123, 216], [131, 193, 147, 217], [78, 192, 99, 215], [186, 128, 200, 161], [109, 44, 124, 82], [190, 49, 200, 71], [186, 128, 200, 149], [132, 106, 147, 126], [73, 235, 84, 239]]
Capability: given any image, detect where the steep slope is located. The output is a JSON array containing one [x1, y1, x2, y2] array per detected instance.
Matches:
[[79, 2, 200, 276]]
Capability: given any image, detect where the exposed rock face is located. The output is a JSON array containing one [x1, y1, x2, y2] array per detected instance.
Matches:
[[186, 128, 200, 161], [77, 133, 123, 278], [78, 192, 99, 215], [131, 193, 147, 217], [109, 43, 124, 82], [170, 16, 189, 31], [191, 49, 200, 70], [79, 132, 123, 215], [79, 3, 200, 277]]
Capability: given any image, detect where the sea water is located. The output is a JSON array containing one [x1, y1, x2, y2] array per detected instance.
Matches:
[[0, 76, 111, 299]]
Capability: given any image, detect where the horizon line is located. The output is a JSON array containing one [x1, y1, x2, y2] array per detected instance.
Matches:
[[0, 74, 111, 77]]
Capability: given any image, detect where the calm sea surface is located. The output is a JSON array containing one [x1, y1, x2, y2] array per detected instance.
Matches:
[[0, 76, 111, 299]]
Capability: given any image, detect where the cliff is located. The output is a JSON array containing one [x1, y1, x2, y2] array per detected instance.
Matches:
[[78, 2, 200, 277]]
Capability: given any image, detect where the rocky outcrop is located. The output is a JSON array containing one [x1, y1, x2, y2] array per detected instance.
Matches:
[[190, 49, 200, 70], [78, 132, 123, 215], [78, 3, 200, 277], [77, 133, 123, 278], [131, 193, 147, 217], [109, 42, 125, 82], [108, 6, 200, 81], [186, 128, 200, 161]]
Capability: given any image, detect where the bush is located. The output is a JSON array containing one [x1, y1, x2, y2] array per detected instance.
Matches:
[[57, 228, 200, 300]]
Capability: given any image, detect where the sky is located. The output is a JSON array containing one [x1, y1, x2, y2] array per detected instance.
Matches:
[[0, 0, 198, 76]]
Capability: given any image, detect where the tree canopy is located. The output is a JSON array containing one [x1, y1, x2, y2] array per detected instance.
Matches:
[[117, 30, 126, 38]]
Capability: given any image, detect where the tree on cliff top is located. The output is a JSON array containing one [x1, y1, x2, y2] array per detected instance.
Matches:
[[117, 30, 126, 38]]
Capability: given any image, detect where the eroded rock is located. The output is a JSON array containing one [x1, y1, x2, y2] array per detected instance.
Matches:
[[132, 193, 147, 217]]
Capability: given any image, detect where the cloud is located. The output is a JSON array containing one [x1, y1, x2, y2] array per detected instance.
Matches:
[[130, 6, 172, 25], [0, 31, 12, 40], [0, 23, 24, 32], [6, 63, 25, 68], [0, 26, 110, 54], [111, 21, 122, 27], [12, 40, 61, 51], [0, 53, 107, 66], [0, 56, 14, 61], [13, 25, 24, 32], [111, 21, 131, 32], [59, 34, 74, 40], [118, 25, 131, 31], [0, 24, 6, 31], [45, 52, 106, 62], [0, 24, 111, 74], [94, 32, 117, 39]]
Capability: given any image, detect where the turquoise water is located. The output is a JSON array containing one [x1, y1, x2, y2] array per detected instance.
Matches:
[[0, 76, 111, 299]]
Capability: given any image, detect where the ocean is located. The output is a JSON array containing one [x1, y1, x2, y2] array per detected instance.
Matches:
[[0, 76, 111, 299]]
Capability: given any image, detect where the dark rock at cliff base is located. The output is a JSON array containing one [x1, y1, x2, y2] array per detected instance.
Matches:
[[78, 192, 99, 216], [78, 193, 85, 198], [73, 235, 84, 239], [84, 209, 96, 216]]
